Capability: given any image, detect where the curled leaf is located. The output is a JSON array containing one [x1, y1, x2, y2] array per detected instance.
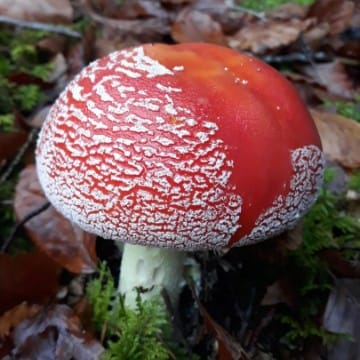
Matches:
[[229, 18, 314, 54], [8, 304, 104, 359], [0, 0, 73, 23], [311, 109, 360, 168], [14, 165, 97, 274], [171, 8, 225, 44]]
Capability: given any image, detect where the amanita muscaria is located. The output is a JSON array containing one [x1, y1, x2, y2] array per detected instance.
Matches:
[[36, 43, 324, 307]]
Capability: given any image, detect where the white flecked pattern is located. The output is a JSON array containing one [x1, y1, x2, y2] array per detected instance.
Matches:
[[239, 145, 324, 246]]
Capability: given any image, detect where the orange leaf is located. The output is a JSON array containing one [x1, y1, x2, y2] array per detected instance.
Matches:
[[0, 251, 60, 314], [0, 302, 41, 338]]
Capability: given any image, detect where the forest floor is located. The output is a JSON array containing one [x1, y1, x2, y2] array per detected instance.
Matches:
[[0, 0, 360, 359]]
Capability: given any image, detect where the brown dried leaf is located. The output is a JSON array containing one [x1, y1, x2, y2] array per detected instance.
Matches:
[[311, 109, 360, 168], [0, 251, 60, 314], [351, 0, 360, 27], [268, 3, 307, 20], [14, 165, 97, 274], [323, 279, 360, 359], [190, 283, 249, 360], [261, 278, 296, 307], [0, 0, 73, 23], [47, 53, 68, 83], [0, 132, 27, 169], [303, 22, 330, 50], [0, 303, 40, 338], [37, 35, 67, 55], [90, 0, 167, 20], [27, 106, 51, 129], [320, 249, 360, 278], [171, 8, 225, 44], [308, 0, 355, 36], [301, 60, 355, 99], [162, 0, 191, 3], [9, 304, 104, 359], [191, 0, 248, 34], [83, 0, 169, 37], [229, 18, 314, 54]]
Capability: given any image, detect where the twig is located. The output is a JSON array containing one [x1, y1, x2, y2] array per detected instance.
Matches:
[[247, 307, 276, 352], [238, 286, 256, 343], [0, 15, 81, 38], [1, 201, 50, 252], [161, 288, 193, 359], [262, 51, 330, 64], [0, 128, 38, 185], [232, 5, 266, 20], [187, 277, 251, 360]]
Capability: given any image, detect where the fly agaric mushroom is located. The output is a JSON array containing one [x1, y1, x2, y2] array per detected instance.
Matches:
[[36, 43, 324, 308]]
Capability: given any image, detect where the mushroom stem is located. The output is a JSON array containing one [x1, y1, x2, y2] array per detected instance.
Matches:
[[118, 243, 185, 308]]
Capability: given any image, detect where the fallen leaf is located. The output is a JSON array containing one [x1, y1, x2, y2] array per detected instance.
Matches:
[[162, 0, 191, 4], [323, 279, 360, 359], [0, 303, 40, 338], [261, 278, 296, 307], [320, 249, 360, 278], [171, 8, 225, 44], [229, 18, 314, 54], [8, 304, 104, 359], [189, 282, 249, 360], [303, 22, 330, 50], [0, 132, 27, 169], [268, 3, 307, 20], [46, 53, 68, 83], [308, 0, 355, 36], [300, 60, 355, 99], [0, 251, 60, 314], [0, 0, 73, 23], [191, 0, 248, 34], [27, 106, 51, 129], [311, 109, 360, 168], [14, 165, 97, 274], [83, 0, 170, 37], [37, 35, 67, 55], [89, 0, 167, 20]]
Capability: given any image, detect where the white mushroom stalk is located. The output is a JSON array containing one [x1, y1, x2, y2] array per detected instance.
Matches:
[[35, 43, 324, 309], [119, 244, 185, 308]]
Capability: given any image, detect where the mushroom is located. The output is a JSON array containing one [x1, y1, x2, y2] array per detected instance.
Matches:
[[35, 43, 325, 308]]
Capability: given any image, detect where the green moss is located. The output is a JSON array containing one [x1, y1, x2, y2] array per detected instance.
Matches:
[[348, 171, 360, 191], [241, 0, 314, 12], [0, 114, 15, 132], [279, 168, 360, 346], [0, 26, 53, 131], [324, 96, 360, 123], [0, 174, 33, 253], [86, 263, 197, 360], [14, 84, 44, 112]]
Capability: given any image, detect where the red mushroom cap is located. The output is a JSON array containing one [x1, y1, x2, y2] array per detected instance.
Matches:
[[36, 43, 324, 250]]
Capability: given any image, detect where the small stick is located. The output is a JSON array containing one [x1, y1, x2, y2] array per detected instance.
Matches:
[[0, 15, 81, 38], [1, 201, 50, 252], [0, 128, 38, 185]]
